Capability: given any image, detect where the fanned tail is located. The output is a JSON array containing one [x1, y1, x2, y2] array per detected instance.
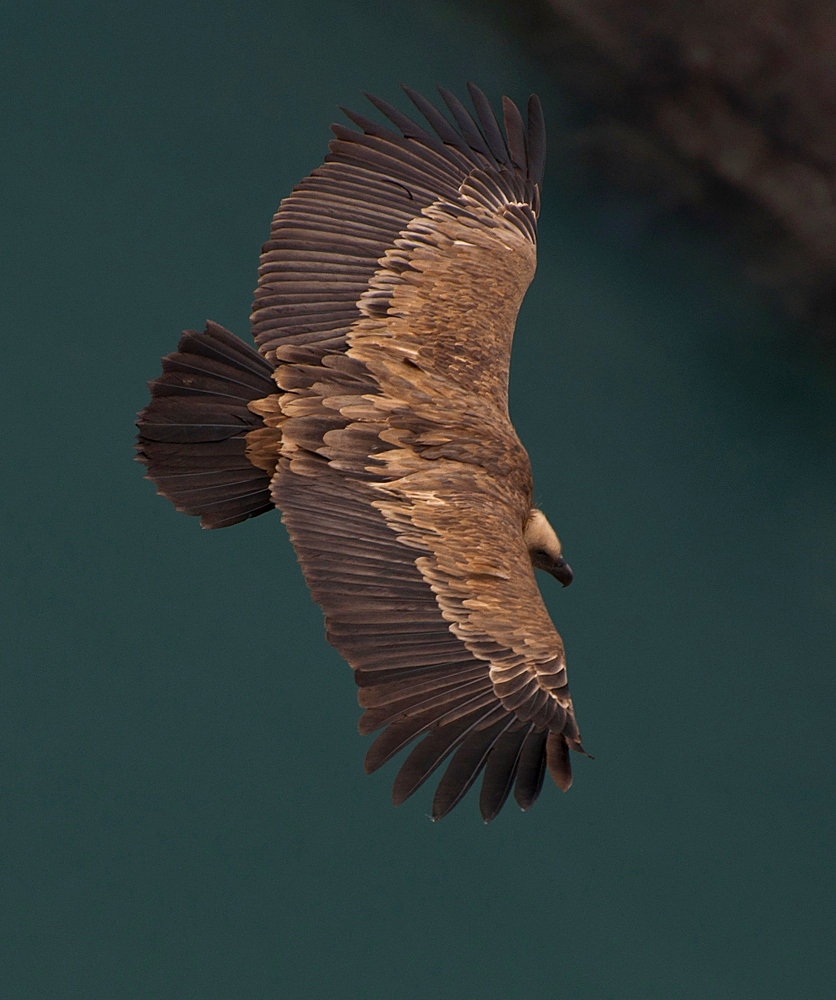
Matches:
[[136, 321, 278, 529]]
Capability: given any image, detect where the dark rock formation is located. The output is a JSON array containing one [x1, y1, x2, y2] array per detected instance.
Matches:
[[483, 0, 836, 347]]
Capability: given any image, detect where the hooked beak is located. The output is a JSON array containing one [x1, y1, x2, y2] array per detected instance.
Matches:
[[551, 556, 573, 587]]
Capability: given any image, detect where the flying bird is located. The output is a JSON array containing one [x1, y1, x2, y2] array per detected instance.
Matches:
[[137, 83, 585, 821]]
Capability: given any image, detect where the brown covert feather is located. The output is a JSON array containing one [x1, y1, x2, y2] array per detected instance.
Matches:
[[136, 83, 584, 822]]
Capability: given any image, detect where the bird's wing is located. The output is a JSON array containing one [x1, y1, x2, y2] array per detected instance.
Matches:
[[256, 86, 582, 819], [251, 83, 544, 379], [278, 456, 583, 822]]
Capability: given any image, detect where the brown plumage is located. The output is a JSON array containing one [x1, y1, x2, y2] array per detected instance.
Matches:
[[137, 83, 585, 822]]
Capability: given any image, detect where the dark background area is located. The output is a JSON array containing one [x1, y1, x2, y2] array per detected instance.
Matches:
[[2, 1, 834, 997], [475, 0, 836, 347]]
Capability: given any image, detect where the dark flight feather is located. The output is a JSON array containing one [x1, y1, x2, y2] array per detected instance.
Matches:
[[436, 85, 495, 162], [501, 95, 528, 171], [527, 95, 546, 188], [401, 85, 472, 157], [467, 82, 512, 166], [479, 724, 532, 822], [432, 716, 516, 820], [514, 729, 550, 811], [391, 708, 497, 806]]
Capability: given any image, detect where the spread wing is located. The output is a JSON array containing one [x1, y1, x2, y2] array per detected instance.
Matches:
[[253, 85, 583, 820]]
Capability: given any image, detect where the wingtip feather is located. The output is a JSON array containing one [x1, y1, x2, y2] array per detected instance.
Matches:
[[527, 94, 546, 187], [547, 732, 573, 792]]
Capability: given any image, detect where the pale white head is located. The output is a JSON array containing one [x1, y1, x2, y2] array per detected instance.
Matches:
[[524, 508, 573, 586]]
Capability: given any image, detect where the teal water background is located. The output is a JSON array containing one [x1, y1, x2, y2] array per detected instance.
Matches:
[[3, 1, 835, 996]]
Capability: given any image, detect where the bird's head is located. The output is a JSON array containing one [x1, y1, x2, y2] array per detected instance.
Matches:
[[524, 508, 573, 586]]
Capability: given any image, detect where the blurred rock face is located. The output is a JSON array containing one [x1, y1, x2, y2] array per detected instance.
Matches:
[[510, 0, 836, 346]]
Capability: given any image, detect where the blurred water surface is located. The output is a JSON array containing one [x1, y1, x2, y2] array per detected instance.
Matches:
[[2, 1, 834, 997]]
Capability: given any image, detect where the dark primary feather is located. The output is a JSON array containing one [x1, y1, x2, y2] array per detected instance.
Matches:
[[502, 95, 527, 171], [479, 724, 532, 822], [527, 95, 546, 188], [514, 729, 550, 810], [467, 82, 512, 166], [390, 706, 507, 807], [361, 91, 450, 156], [437, 85, 495, 163], [401, 85, 471, 155], [432, 716, 516, 820]]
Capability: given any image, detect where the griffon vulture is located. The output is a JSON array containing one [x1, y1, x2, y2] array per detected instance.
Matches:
[[137, 83, 585, 821]]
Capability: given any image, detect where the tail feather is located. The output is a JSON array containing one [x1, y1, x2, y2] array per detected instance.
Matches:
[[136, 321, 278, 529], [177, 323, 277, 379]]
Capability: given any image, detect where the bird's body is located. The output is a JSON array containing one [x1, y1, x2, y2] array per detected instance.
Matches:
[[137, 84, 584, 821]]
